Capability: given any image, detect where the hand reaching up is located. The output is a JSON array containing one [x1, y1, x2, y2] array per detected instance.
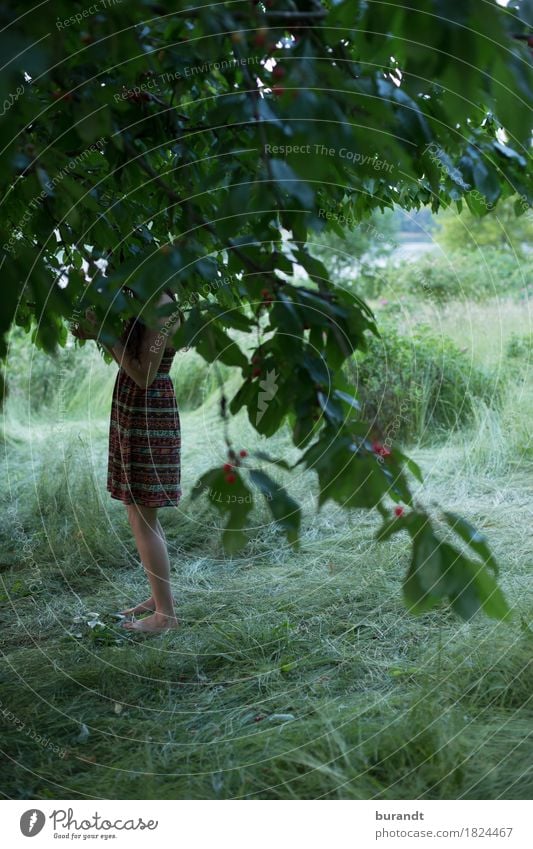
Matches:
[[71, 307, 98, 340]]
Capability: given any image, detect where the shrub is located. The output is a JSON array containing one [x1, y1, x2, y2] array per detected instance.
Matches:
[[4, 325, 66, 414], [309, 207, 399, 283], [171, 349, 233, 411], [435, 197, 532, 254], [4, 326, 114, 419], [505, 332, 533, 360], [378, 248, 531, 303], [345, 323, 499, 443]]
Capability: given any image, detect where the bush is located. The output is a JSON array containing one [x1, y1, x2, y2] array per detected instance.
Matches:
[[378, 248, 531, 303], [4, 326, 114, 419], [171, 349, 234, 411], [4, 325, 67, 414], [346, 323, 499, 443], [309, 207, 399, 283], [505, 332, 533, 360], [435, 198, 532, 254]]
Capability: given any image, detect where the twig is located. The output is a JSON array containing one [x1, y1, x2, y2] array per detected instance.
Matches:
[[123, 139, 182, 205], [263, 10, 327, 20]]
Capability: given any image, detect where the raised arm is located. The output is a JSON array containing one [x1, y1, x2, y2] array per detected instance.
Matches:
[[76, 292, 181, 389]]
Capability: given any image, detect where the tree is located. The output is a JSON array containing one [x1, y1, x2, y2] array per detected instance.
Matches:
[[436, 196, 533, 252], [308, 207, 399, 283], [1, 0, 532, 620]]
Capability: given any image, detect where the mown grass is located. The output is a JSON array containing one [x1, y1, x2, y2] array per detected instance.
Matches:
[[1, 299, 532, 800]]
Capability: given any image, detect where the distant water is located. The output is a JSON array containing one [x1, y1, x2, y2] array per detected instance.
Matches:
[[391, 240, 438, 262]]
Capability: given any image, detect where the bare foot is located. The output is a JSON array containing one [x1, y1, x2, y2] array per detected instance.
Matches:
[[121, 613, 179, 633], [120, 596, 176, 617]]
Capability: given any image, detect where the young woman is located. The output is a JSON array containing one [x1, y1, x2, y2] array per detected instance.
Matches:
[[72, 286, 183, 634]]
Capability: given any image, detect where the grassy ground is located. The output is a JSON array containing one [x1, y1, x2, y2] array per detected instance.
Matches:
[[1, 299, 532, 800], [393, 298, 532, 368]]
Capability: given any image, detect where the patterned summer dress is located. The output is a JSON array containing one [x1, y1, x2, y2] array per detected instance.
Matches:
[[107, 346, 181, 507]]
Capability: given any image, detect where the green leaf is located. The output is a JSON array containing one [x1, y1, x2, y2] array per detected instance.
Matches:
[[271, 293, 304, 334], [404, 456, 424, 483], [196, 324, 248, 369], [493, 141, 527, 167], [391, 447, 424, 483], [316, 390, 343, 425], [375, 514, 407, 542], [471, 155, 501, 205], [333, 389, 361, 412], [192, 466, 254, 555], [253, 451, 292, 471], [248, 469, 301, 547], [294, 249, 334, 288], [403, 560, 442, 615], [222, 527, 249, 555], [439, 543, 509, 621], [443, 512, 499, 575], [412, 527, 445, 596], [269, 159, 314, 207]]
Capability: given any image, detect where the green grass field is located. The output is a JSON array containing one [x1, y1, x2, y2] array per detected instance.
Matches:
[[1, 297, 532, 800]]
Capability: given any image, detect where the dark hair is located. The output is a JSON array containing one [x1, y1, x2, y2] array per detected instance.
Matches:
[[120, 286, 181, 363]]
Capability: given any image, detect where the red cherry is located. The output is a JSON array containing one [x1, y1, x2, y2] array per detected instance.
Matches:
[[260, 288, 270, 297], [239, 450, 248, 458], [273, 65, 285, 80], [252, 368, 261, 378], [372, 441, 391, 458], [223, 463, 233, 472], [272, 86, 285, 97], [254, 28, 268, 47], [394, 506, 404, 517], [225, 473, 236, 484]]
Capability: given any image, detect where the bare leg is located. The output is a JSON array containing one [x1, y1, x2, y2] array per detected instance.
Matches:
[[120, 517, 174, 616], [121, 504, 178, 632]]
